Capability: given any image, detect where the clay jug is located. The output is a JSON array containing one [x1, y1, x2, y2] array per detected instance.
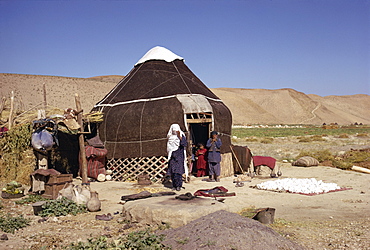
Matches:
[[86, 191, 101, 212]]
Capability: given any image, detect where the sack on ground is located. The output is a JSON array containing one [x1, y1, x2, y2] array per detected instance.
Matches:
[[292, 156, 319, 167]]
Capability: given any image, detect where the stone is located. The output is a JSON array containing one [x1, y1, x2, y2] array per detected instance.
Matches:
[[0, 234, 8, 240], [122, 195, 230, 228]]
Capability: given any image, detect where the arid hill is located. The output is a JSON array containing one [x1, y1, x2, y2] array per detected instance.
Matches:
[[212, 88, 370, 125], [0, 73, 369, 125]]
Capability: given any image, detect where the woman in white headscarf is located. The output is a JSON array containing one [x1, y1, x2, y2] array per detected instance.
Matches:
[[166, 124, 187, 191]]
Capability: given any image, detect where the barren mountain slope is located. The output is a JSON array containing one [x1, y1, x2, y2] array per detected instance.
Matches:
[[308, 94, 370, 124], [0, 73, 117, 112], [1, 73, 368, 125], [213, 88, 370, 125]]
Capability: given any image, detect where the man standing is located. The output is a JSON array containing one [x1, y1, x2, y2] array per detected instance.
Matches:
[[206, 131, 222, 182]]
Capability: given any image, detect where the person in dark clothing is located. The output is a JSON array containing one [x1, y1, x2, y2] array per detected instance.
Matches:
[[206, 131, 222, 182], [166, 124, 187, 191]]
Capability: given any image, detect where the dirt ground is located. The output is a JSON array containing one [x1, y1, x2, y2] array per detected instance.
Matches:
[[0, 137, 369, 249]]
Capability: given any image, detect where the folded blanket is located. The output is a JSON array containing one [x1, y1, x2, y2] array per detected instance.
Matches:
[[253, 156, 276, 170]]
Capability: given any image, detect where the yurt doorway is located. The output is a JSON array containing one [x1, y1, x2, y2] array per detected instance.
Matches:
[[189, 123, 210, 147]]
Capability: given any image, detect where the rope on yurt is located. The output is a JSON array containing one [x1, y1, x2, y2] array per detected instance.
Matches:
[[139, 101, 146, 157], [96, 64, 143, 108], [110, 100, 139, 158], [136, 75, 179, 99], [96, 94, 224, 108], [172, 61, 191, 94], [106, 137, 167, 144]]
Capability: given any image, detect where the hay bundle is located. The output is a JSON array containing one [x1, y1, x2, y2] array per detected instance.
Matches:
[[0, 123, 34, 184], [83, 111, 104, 123]]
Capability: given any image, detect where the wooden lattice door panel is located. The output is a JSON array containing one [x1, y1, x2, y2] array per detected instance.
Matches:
[[107, 156, 168, 182]]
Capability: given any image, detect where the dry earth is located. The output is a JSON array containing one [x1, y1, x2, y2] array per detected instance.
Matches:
[[0, 137, 369, 250], [212, 88, 370, 125], [1, 73, 369, 125]]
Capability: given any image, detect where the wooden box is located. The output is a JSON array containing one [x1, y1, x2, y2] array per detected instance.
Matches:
[[42, 174, 73, 199]]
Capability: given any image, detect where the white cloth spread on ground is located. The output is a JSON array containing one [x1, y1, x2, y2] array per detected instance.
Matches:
[[167, 124, 188, 177], [256, 178, 341, 194]]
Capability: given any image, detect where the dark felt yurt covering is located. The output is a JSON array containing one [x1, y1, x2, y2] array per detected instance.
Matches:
[[94, 46, 232, 159]]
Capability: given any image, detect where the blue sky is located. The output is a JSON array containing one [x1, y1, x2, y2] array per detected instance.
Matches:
[[0, 0, 369, 96]]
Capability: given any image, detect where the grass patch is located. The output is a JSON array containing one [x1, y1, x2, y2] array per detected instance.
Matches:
[[15, 194, 50, 205], [298, 137, 311, 142], [260, 137, 274, 144], [297, 149, 334, 162], [177, 237, 189, 245], [0, 214, 30, 233], [297, 148, 370, 170], [311, 135, 326, 141], [338, 133, 349, 138], [356, 133, 368, 137], [245, 137, 258, 142], [238, 206, 257, 218], [232, 126, 370, 138], [67, 229, 169, 249]]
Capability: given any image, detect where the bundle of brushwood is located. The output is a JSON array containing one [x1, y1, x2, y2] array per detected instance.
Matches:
[[83, 111, 104, 123]]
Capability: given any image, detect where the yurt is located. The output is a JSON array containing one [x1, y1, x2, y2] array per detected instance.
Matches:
[[94, 46, 233, 181]]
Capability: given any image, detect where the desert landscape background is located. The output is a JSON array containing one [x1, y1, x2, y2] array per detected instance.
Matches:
[[0, 73, 369, 125]]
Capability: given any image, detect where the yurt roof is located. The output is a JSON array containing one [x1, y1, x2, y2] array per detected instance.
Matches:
[[135, 46, 184, 66], [95, 47, 221, 108]]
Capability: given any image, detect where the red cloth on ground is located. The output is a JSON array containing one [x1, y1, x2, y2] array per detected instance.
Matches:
[[253, 156, 276, 170], [196, 148, 208, 177], [0, 127, 8, 138], [84, 145, 108, 179]]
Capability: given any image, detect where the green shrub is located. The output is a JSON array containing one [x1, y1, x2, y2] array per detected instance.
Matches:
[[356, 133, 368, 137], [338, 133, 349, 138], [260, 137, 273, 144], [310, 135, 326, 141], [15, 194, 50, 205], [343, 150, 370, 164], [297, 149, 334, 162], [119, 228, 169, 250], [245, 137, 258, 142], [298, 137, 311, 142], [68, 236, 115, 249], [238, 206, 257, 218], [68, 230, 169, 250], [0, 214, 30, 233], [39, 197, 86, 217], [332, 160, 353, 170]]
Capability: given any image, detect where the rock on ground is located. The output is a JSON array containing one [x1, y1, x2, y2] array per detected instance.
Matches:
[[159, 210, 305, 250], [122, 195, 230, 228]]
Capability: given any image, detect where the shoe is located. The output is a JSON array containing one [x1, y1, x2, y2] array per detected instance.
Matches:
[[176, 187, 181, 191], [175, 192, 195, 200], [95, 213, 113, 221]]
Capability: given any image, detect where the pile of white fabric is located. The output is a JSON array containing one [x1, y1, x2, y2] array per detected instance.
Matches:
[[256, 178, 341, 194]]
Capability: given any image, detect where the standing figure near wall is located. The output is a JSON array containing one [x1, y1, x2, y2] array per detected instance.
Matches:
[[196, 143, 207, 177], [206, 131, 222, 182], [166, 124, 187, 191]]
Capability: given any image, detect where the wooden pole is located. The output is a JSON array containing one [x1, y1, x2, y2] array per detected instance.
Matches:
[[352, 166, 370, 174], [8, 91, 14, 130], [0, 96, 6, 117], [230, 145, 244, 174], [43, 83, 47, 109], [75, 93, 88, 184]]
